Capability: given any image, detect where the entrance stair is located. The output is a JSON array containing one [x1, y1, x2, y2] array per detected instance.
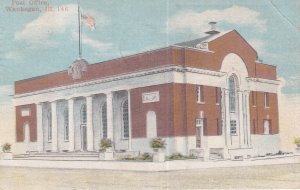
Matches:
[[13, 151, 100, 161]]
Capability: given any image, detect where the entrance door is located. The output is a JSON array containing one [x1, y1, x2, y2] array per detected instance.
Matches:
[[81, 125, 87, 151]]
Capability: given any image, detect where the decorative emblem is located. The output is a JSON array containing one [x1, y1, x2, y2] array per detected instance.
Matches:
[[142, 91, 160, 103], [68, 58, 88, 80], [196, 42, 208, 50]]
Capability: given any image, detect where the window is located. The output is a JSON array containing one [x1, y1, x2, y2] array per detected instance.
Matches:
[[122, 100, 129, 139], [63, 109, 69, 141], [196, 85, 204, 103], [23, 122, 30, 143], [216, 87, 221, 104], [264, 119, 271, 135], [195, 118, 206, 147], [264, 92, 270, 108], [196, 127, 201, 148], [146, 111, 157, 138], [81, 104, 87, 124], [230, 120, 237, 135], [229, 76, 236, 112], [101, 103, 107, 139], [196, 118, 203, 127], [47, 111, 52, 142], [196, 118, 207, 136]]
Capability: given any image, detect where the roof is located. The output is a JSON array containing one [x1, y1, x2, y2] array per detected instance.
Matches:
[[174, 30, 233, 48]]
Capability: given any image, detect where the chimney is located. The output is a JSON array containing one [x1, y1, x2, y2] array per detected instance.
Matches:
[[205, 22, 220, 35]]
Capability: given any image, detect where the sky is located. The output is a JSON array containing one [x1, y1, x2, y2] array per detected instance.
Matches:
[[0, 0, 299, 96]]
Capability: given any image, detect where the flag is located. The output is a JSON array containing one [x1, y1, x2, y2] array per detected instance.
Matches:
[[81, 14, 96, 30]]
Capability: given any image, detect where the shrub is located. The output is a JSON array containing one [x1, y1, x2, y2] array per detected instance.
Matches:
[[167, 153, 197, 160], [293, 137, 300, 144], [141, 152, 152, 160], [99, 138, 112, 151], [2, 143, 11, 153], [150, 138, 166, 149], [118, 153, 152, 161], [169, 153, 184, 160]]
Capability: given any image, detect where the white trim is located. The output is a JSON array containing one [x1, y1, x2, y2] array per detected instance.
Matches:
[[14, 64, 279, 106], [247, 77, 281, 85], [171, 45, 214, 53], [14, 65, 226, 99]]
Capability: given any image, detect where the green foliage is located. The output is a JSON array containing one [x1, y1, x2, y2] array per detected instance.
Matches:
[[118, 152, 153, 161], [141, 152, 152, 160], [99, 138, 112, 151], [150, 138, 166, 149], [2, 143, 11, 153], [167, 153, 197, 160]]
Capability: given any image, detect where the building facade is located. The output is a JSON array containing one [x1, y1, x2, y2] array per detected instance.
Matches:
[[14, 30, 280, 159]]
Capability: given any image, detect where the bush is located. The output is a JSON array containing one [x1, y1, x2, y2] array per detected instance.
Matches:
[[141, 152, 152, 160], [118, 153, 152, 161], [150, 138, 166, 149], [99, 138, 112, 151], [167, 153, 197, 160], [2, 143, 11, 153], [169, 153, 184, 160], [293, 137, 300, 144]]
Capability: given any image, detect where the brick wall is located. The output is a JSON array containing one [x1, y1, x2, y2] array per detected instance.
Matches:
[[249, 91, 279, 134], [16, 104, 37, 142]]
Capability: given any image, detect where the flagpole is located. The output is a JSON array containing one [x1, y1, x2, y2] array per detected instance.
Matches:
[[77, 0, 82, 59]]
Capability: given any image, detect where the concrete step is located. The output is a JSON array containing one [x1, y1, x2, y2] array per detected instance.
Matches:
[[14, 156, 99, 161], [13, 152, 100, 161]]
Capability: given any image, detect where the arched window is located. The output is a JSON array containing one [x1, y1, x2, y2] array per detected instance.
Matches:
[[81, 104, 87, 125], [122, 100, 129, 139], [101, 102, 107, 138], [264, 120, 270, 135], [47, 111, 52, 141], [64, 108, 69, 141], [229, 75, 237, 112], [146, 111, 157, 138], [23, 122, 30, 143]]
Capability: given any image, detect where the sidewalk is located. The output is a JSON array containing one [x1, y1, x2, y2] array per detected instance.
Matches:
[[0, 155, 299, 172]]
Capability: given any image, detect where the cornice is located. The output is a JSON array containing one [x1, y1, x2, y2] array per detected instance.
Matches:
[[247, 77, 281, 85], [14, 65, 279, 99]]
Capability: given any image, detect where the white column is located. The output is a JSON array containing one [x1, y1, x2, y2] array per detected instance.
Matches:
[[51, 101, 58, 152], [127, 90, 132, 151], [238, 91, 245, 148], [221, 88, 227, 145], [36, 103, 43, 152], [224, 90, 231, 147], [86, 96, 94, 151], [245, 92, 251, 146], [106, 92, 114, 144], [68, 98, 75, 152]]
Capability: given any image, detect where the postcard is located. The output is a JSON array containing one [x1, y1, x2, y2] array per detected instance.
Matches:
[[0, 0, 299, 189]]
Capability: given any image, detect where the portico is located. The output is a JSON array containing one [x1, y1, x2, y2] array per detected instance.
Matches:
[[34, 90, 131, 153]]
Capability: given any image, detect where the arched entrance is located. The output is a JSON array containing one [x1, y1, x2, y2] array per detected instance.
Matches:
[[146, 111, 157, 138]]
